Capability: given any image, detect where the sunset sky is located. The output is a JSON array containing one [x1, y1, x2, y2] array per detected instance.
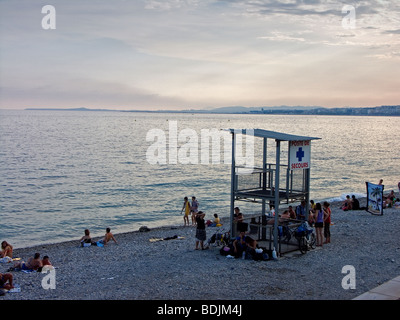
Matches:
[[1, 0, 399, 110]]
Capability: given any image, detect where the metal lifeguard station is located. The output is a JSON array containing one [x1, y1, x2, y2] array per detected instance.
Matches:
[[228, 129, 321, 253]]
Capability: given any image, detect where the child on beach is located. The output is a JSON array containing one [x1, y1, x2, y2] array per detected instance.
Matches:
[[181, 197, 191, 226], [190, 196, 199, 226], [207, 214, 221, 227]]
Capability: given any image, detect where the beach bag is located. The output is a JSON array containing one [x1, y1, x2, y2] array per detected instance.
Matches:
[[295, 224, 306, 238]]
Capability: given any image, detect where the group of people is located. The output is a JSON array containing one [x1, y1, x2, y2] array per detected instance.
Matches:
[[231, 231, 258, 259], [341, 195, 361, 211], [0, 241, 14, 291], [180, 196, 205, 250], [181, 196, 225, 250], [383, 190, 399, 208], [11, 252, 52, 272], [1, 227, 118, 293], [79, 227, 118, 247], [269, 200, 332, 248], [378, 179, 400, 208], [0, 241, 54, 292], [180, 196, 199, 226], [308, 201, 332, 247]]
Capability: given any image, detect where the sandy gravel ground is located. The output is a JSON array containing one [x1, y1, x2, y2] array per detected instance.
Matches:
[[1, 198, 400, 301]]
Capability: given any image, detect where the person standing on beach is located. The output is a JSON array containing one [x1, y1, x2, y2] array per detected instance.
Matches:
[[190, 196, 199, 226], [323, 201, 331, 244], [314, 203, 324, 247], [296, 200, 306, 220], [181, 197, 191, 226], [195, 211, 207, 250], [310, 200, 316, 212]]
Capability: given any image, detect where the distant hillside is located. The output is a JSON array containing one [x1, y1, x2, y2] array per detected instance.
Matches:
[[25, 107, 117, 112], [25, 105, 400, 116]]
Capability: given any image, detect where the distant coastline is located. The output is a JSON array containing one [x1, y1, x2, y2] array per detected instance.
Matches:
[[24, 105, 400, 116]]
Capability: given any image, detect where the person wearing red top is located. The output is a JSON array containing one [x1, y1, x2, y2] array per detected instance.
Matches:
[[323, 201, 331, 244]]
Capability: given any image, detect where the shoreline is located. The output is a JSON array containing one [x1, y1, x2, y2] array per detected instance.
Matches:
[[8, 222, 186, 252], [2, 197, 400, 300], [7, 195, 368, 251]]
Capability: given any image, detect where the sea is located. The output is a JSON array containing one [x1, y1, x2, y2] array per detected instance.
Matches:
[[1, 109, 399, 249]]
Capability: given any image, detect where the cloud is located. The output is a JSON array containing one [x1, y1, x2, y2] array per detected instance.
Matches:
[[0, 0, 399, 110]]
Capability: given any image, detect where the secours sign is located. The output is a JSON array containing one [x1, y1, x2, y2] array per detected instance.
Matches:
[[289, 140, 311, 170]]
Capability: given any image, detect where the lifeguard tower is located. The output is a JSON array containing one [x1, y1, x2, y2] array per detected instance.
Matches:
[[227, 129, 321, 255]]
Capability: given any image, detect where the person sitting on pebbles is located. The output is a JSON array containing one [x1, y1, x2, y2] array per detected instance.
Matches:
[[0, 272, 14, 291], [1, 241, 13, 259], [80, 229, 92, 247], [98, 228, 118, 246]]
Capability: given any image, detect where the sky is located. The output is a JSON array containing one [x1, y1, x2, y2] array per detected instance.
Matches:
[[0, 0, 399, 111]]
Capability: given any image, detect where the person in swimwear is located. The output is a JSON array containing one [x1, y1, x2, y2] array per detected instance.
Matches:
[[181, 197, 191, 226], [100, 228, 118, 245], [13, 253, 42, 271], [1, 241, 13, 258], [0, 272, 14, 290], [42, 255, 52, 266], [190, 196, 199, 226], [80, 229, 92, 247]]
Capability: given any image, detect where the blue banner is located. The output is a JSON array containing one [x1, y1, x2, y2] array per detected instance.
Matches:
[[366, 182, 384, 215]]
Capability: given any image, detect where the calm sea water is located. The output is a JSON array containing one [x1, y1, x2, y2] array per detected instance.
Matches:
[[1, 110, 399, 248]]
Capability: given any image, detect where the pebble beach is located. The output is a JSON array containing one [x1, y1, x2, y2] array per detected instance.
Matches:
[[1, 198, 400, 301]]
